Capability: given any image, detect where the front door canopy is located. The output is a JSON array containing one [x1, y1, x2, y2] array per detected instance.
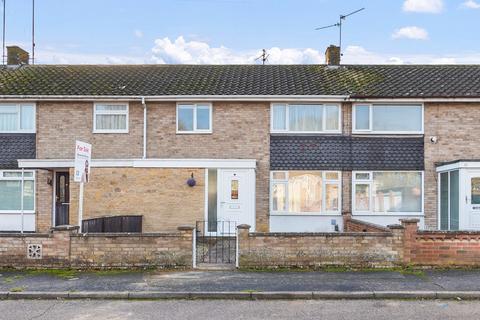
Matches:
[[437, 160, 480, 173]]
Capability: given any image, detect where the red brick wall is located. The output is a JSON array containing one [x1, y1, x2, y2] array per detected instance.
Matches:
[[410, 231, 480, 266], [344, 216, 391, 233]]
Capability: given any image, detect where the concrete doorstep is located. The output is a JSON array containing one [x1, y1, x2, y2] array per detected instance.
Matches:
[[2, 291, 480, 300]]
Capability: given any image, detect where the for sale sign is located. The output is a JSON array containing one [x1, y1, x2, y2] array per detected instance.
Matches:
[[74, 140, 92, 183]]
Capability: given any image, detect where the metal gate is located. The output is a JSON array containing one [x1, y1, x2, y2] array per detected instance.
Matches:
[[195, 221, 237, 265]]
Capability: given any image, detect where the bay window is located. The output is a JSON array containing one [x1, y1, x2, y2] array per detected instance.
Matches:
[[93, 103, 129, 133], [353, 104, 423, 134], [177, 103, 212, 133], [0, 104, 35, 133], [271, 171, 341, 214], [0, 170, 35, 213], [353, 171, 423, 214], [271, 104, 340, 133]]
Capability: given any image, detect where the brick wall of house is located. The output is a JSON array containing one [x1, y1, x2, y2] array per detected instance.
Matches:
[[36, 101, 144, 159], [146, 101, 271, 231], [35, 101, 270, 232], [423, 102, 480, 229], [36, 170, 53, 233], [69, 168, 205, 232]]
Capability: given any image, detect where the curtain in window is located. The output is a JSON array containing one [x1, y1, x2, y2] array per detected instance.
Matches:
[[372, 172, 422, 212], [96, 115, 127, 130], [289, 105, 323, 131], [272, 105, 286, 130], [0, 112, 18, 131], [0, 180, 34, 211], [288, 172, 322, 212]]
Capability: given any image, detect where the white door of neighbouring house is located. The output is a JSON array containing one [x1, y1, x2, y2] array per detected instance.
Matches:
[[467, 173, 480, 230], [217, 169, 255, 235]]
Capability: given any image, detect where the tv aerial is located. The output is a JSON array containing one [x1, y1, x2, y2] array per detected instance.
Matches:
[[315, 7, 365, 60], [255, 49, 270, 65]]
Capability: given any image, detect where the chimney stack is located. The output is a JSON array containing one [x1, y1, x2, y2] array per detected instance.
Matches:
[[7, 46, 29, 65], [325, 45, 340, 66]]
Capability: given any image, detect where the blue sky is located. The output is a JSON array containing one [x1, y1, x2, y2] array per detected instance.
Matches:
[[4, 0, 480, 64]]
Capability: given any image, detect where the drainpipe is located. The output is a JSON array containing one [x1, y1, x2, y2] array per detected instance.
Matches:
[[20, 168, 24, 234], [142, 96, 147, 159]]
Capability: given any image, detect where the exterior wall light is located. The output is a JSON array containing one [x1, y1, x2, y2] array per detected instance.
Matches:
[[187, 173, 196, 187]]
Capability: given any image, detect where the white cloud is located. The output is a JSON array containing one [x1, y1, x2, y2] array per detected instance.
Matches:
[[392, 26, 429, 40], [23, 36, 480, 65], [150, 36, 325, 64], [403, 0, 443, 13], [134, 30, 144, 38], [462, 0, 480, 9]]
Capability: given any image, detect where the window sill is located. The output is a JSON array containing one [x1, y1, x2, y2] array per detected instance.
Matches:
[[0, 211, 35, 214], [270, 212, 342, 217], [351, 131, 424, 135], [270, 131, 342, 135], [93, 130, 129, 134], [176, 131, 213, 135]]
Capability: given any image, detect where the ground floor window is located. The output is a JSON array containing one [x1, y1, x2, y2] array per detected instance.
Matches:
[[270, 171, 340, 214], [0, 170, 35, 213], [439, 170, 459, 230], [353, 171, 423, 214]]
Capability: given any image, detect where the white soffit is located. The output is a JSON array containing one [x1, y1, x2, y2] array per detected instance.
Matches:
[[436, 161, 480, 172], [18, 158, 257, 169]]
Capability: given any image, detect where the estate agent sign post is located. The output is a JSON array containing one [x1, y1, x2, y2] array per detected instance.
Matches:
[[74, 140, 91, 231]]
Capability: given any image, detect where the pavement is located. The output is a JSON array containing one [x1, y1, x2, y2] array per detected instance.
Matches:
[[2, 300, 480, 320], [2, 269, 480, 300]]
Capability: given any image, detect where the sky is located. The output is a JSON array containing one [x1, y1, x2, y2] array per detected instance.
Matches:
[[3, 0, 480, 64]]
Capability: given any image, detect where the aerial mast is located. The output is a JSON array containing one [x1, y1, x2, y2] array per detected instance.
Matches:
[[315, 8, 365, 62]]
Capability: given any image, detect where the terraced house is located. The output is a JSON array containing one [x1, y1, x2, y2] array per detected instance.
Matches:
[[1, 45, 480, 235]]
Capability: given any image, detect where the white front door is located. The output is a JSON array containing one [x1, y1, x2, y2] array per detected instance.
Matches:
[[467, 173, 480, 230], [217, 169, 255, 234]]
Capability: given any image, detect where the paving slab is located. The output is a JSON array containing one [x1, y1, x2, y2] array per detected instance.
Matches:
[[0, 269, 480, 294]]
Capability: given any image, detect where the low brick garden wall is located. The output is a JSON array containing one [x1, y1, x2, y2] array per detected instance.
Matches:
[[408, 230, 480, 266], [343, 215, 391, 233], [237, 224, 405, 268], [0, 225, 194, 269]]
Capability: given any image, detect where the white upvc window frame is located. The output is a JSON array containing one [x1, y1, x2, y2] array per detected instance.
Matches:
[[93, 102, 129, 134], [352, 103, 424, 135], [0, 169, 36, 214], [176, 102, 213, 134], [270, 170, 342, 216], [352, 170, 424, 216], [270, 103, 342, 134], [0, 103, 36, 133]]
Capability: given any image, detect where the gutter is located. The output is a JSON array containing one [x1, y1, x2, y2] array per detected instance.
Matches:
[[0, 95, 350, 102], [0, 94, 478, 103]]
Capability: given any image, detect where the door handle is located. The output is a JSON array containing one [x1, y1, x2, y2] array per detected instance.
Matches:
[[61, 202, 70, 205]]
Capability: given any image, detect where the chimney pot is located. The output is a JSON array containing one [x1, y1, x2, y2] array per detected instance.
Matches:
[[7, 46, 29, 66], [325, 45, 340, 66]]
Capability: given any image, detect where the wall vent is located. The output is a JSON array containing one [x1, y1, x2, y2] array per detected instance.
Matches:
[[27, 244, 42, 259]]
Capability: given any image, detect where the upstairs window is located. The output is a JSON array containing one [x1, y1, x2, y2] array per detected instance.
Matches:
[[353, 104, 423, 134], [0, 104, 35, 133], [271, 104, 341, 133], [177, 103, 212, 133], [93, 103, 129, 133]]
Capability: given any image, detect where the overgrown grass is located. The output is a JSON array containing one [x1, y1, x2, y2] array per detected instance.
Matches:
[[239, 265, 426, 277], [9, 286, 25, 292], [26, 269, 78, 279]]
